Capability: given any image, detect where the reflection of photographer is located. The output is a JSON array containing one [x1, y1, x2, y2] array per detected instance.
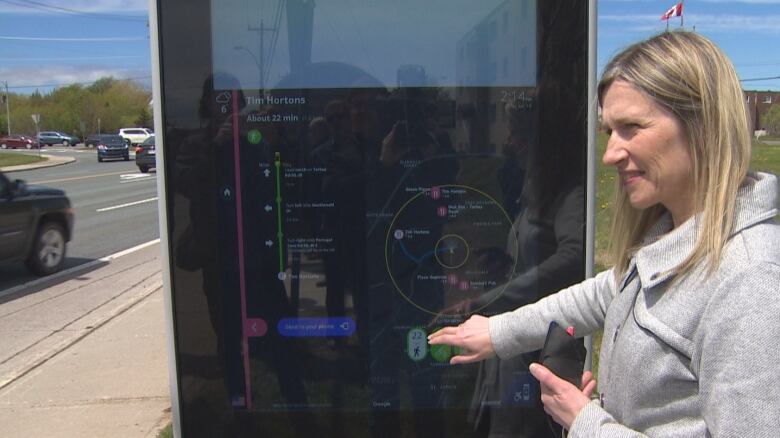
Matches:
[[379, 120, 438, 168], [474, 247, 514, 289]]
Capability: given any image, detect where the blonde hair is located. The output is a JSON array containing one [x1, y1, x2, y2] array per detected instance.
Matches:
[[598, 31, 751, 278]]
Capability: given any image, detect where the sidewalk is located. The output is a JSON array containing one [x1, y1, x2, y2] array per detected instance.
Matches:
[[0, 243, 171, 437], [0, 153, 76, 173]]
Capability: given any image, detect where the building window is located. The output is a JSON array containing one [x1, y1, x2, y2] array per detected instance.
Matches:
[[746, 95, 750, 103], [763, 95, 772, 104], [489, 104, 497, 123]]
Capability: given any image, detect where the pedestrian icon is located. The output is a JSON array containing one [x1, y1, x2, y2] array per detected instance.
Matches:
[[247, 129, 262, 144], [406, 328, 427, 362]]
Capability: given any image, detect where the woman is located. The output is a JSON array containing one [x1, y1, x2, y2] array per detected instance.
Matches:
[[429, 31, 780, 437]]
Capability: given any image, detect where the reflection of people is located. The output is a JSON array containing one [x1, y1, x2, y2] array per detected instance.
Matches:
[[430, 31, 780, 436], [176, 74, 315, 435], [367, 117, 459, 437], [172, 73, 247, 435], [308, 100, 363, 321], [442, 93, 584, 437]]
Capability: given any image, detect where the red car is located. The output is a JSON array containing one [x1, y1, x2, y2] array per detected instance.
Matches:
[[0, 134, 38, 149]]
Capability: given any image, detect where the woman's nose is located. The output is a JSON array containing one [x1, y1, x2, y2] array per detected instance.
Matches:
[[602, 137, 628, 167]]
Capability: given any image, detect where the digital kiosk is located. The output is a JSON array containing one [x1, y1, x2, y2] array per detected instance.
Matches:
[[150, 1, 596, 436]]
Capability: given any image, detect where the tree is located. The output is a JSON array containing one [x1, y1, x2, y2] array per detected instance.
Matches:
[[87, 77, 117, 95], [3, 77, 151, 136], [135, 107, 153, 128], [762, 104, 780, 137]]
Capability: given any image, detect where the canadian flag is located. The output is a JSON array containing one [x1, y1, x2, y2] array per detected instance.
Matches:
[[661, 2, 683, 20]]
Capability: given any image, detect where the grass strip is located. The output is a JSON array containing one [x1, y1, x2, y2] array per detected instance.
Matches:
[[0, 152, 47, 167]]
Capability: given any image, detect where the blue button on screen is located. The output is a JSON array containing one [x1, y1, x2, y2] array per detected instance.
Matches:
[[277, 317, 356, 337]]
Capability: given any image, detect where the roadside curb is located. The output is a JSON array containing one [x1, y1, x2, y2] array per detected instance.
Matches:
[[0, 239, 161, 300], [0, 154, 76, 173]]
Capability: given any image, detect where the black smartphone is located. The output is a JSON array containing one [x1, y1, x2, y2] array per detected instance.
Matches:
[[538, 321, 586, 387]]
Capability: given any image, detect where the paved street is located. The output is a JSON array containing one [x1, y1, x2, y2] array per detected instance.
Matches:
[[0, 147, 160, 291]]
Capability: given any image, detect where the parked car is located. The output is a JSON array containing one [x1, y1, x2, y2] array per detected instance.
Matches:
[[135, 136, 157, 173], [118, 128, 153, 146], [0, 134, 38, 149], [37, 131, 80, 147], [96, 135, 129, 162], [0, 170, 74, 275]]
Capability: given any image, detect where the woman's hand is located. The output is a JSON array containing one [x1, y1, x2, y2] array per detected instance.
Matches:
[[426, 314, 495, 364], [529, 363, 597, 430]]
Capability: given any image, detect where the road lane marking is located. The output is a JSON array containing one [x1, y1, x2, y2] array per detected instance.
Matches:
[[120, 173, 151, 180], [97, 197, 158, 212], [31, 170, 129, 185], [102, 239, 161, 259], [119, 173, 155, 184], [120, 177, 156, 185], [0, 238, 161, 299]]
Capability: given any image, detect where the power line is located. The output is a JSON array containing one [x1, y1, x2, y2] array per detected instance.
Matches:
[[741, 76, 780, 82], [0, 33, 122, 56], [7, 76, 152, 90], [0, 0, 147, 22], [0, 55, 146, 62], [0, 35, 147, 42]]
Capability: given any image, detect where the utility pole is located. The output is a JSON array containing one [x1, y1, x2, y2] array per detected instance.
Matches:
[[2, 81, 10, 136]]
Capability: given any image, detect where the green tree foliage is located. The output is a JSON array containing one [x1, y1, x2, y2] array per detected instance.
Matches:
[[3, 77, 152, 138], [762, 104, 780, 137], [135, 107, 153, 128]]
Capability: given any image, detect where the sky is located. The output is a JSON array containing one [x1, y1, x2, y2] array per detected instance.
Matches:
[[0, 0, 778, 95]]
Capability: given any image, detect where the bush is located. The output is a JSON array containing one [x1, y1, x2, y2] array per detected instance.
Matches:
[[762, 104, 780, 137]]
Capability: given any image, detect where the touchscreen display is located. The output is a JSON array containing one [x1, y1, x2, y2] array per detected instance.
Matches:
[[157, 0, 588, 436]]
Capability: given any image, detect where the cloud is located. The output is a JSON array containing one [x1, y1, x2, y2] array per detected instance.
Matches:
[[0, 64, 150, 93], [599, 13, 780, 33], [0, 0, 147, 14]]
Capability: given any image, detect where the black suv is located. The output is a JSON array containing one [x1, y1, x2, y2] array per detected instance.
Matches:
[[0, 170, 74, 275]]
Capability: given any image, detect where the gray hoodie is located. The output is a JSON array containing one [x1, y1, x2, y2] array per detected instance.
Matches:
[[489, 172, 780, 437]]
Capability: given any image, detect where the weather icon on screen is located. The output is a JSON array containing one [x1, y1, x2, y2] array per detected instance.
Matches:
[[215, 91, 231, 104]]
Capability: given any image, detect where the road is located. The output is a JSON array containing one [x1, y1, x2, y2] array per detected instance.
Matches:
[[0, 147, 160, 292]]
